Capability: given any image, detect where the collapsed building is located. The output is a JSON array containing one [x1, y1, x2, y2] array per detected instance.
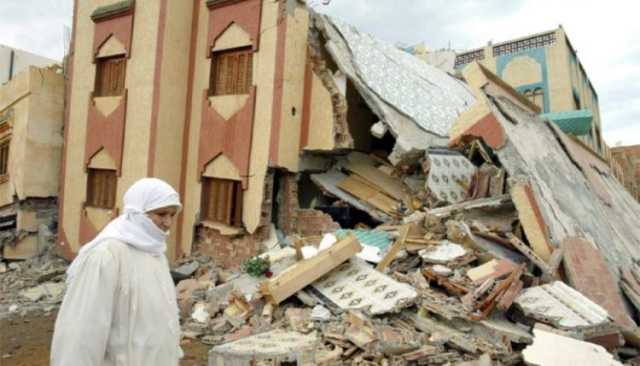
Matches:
[[0, 66, 63, 260], [48, 0, 640, 364], [58, 0, 474, 265]]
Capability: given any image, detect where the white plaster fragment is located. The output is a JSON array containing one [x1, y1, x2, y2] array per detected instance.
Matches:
[[191, 302, 210, 323], [370, 120, 388, 138], [419, 241, 467, 264], [431, 264, 453, 276], [311, 305, 332, 321], [301, 246, 319, 259], [319, 233, 337, 251], [523, 329, 622, 365]]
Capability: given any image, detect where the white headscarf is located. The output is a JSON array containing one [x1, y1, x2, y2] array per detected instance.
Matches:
[[66, 178, 182, 283]]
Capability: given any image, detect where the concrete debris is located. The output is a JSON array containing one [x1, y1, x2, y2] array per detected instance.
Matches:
[[562, 236, 636, 328], [209, 329, 318, 366], [172, 261, 200, 278], [191, 302, 210, 323], [310, 305, 331, 322], [514, 281, 611, 329], [522, 328, 623, 365], [419, 241, 467, 264], [431, 264, 453, 277]]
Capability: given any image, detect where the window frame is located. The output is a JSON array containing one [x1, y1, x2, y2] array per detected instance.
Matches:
[[532, 88, 544, 110], [86, 168, 117, 209], [209, 47, 253, 97], [94, 55, 127, 97], [0, 138, 10, 181], [200, 177, 243, 227]]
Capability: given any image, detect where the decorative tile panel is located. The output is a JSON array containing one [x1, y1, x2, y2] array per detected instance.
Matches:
[[426, 148, 476, 203], [312, 258, 417, 315], [209, 329, 317, 365]]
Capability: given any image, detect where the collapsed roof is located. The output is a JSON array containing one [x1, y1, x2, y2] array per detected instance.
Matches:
[[451, 63, 640, 280], [312, 13, 476, 164]]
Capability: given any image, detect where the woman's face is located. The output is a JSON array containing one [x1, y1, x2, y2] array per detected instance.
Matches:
[[146, 206, 179, 232]]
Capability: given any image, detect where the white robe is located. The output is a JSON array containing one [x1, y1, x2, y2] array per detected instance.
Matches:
[[51, 239, 182, 366]]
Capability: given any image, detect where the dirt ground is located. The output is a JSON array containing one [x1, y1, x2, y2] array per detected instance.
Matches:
[[0, 311, 210, 366]]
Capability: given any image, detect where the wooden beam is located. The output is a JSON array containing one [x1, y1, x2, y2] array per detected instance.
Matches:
[[338, 175, 400, 216], [346, 159, 408, 201], [260, 234, 361, 305], [511, 183, 553, 261], [376, 224, 410, 272], [506, 233, 552, 275]]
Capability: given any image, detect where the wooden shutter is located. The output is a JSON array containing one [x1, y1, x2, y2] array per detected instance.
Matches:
[[210, 48, 253, 96], [95, 56, 126, 97], [87, 169, 117, 208], [0, 141, 9, 176], [201, 178, 243, 226]]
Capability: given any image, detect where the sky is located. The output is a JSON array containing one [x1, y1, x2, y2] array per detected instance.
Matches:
[[0, 0, 637, 146]]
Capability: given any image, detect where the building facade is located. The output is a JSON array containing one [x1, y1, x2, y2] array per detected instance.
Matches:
[[60, 0, 343, 265], [454, 27, 605, 156], [1, 45, 59, 85], [611, 145, 640, 201], [0, 66, 64, 259], [60, 0, 477, 266]]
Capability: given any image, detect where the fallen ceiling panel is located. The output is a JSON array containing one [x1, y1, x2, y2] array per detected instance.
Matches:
[[313, 13, 476, 164]]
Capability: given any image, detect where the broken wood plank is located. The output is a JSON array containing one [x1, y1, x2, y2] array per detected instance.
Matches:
[[506, 233, 552, 275], [472, 264, 524, 320], [466, 258, 517, 284], [496, 279, 523, 311], [423, 269, 470, 297], [260, 234, 362, 305], [428, 194, 512, 219], [294, 238, 304, 261], [346, 157, 408, 201], [541, 246, 565, 283], [510, 183, 553, 261], [338, 175, 400, 216], [376, 224, 410, 272], [470, 230, 514, 248], [311, 171, 390, 222]]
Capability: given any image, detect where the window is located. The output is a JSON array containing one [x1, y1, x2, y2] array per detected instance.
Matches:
[[532, 88, 544, 110], [521, 89, 543, 111], [94, 55, 126, 97], [201, 177, 243, 227], [86, 168, 117, 209], [209, 47, 253, 96], [0, 139, 9, 178]]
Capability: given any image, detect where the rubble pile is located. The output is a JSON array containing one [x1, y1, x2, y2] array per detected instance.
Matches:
[[174, 67, 640, 365], [0, 244, 67, 319], [167, 56, 640, 364]]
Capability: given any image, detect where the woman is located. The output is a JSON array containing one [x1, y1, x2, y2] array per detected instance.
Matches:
[[51, 178, 183, 366]]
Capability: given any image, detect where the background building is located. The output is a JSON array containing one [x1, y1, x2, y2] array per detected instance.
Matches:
[[1, 44, 58, 85], [454, 26, 605, 156], [0, 66, 64, 259], [611, 145, 640, 201], [402, 43, 457, 74]]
